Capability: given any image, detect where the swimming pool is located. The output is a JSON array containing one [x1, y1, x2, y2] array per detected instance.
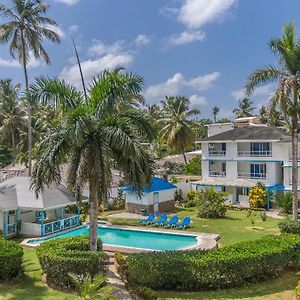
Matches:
[[26, 225, 198, 251]]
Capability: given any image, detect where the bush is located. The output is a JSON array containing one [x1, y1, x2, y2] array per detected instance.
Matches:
[[296, 280, 300, 299], [174, 189, 184, 203], [163, 161, 185, 175], [249, 184, 267, 208], [36, 236, 109, 288], [278, 219, 300, 234], [130, 286, 158, 300], [122, 234, 300, 291], [275, 192, 293, 214], [197, 188, 227, 218], [187, 190, 198, 200], [0, 238, 23, 280], [184, 156, 201, 175], [0, 144, 13, 168], [224, 204, 265, 212]]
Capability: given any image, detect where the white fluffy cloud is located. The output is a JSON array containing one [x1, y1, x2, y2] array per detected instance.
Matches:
[[0, 53, 41, 68], [168, 30, 205, 46], [134, 34, 151, 46], [45, 24, 65, 39], [178, 0, 237, 29], [88, 40, 124, 57], [231, 83, 275, 101], [189, 94, 208, 106], [144, 71, 220, 102], [57, 0, 79, 6], [68, 24, 79, 34]]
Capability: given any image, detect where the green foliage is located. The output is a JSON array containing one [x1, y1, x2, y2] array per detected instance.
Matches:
[[187, 190, 198, 200], [0, 144, 13, 168], [108, 189, 126, 210], [163, 161, 185, 175], [130, 286, 158, 300], [69, 273, 115, 300], [197, 188, 227, 218], [279, 219, 300, 234], [295, 280, 300, 299], [224, 204, 266, 212], [174, 189, 184, 203], [260, 211, 267, 221], [36, 237, 108, 288], [184, 156, 201, 175], [275, 192, 293, 214], [249, 184, 267, 208], [170, 175, 179, 184], [122, 234, 300, 291], [0, 237, 23, 280]]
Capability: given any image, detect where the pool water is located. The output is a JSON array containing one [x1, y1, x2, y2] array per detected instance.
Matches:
[[28, 226, 197, 251]]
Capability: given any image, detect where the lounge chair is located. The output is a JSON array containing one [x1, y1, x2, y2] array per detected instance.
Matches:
[[138, 213, 155, 225], [164, 215, 179, 228], [176, 217, 191, 229], [152, 214, 168, 226]]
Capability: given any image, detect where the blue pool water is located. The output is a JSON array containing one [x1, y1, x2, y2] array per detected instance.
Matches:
[[27, 226, 197, 250]]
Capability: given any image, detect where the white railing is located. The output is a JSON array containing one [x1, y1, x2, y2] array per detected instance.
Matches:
[[208, 151, 226, 156], [237, 151, 272, 157], [209, 171, 226, 178], [238, 172, 266, 180], [41, 215, 79, 236]]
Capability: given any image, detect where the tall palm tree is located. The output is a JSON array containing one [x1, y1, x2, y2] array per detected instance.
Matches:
[[160, 96, 200, 164], [258, 105, 268, 124], [233, 98, 255, 118], [246, 22, 300, 220], [0, 0, 61, 175], [30, 69, 156, 251], [212, 106, 219, 123], [0, 79, 26, 150]]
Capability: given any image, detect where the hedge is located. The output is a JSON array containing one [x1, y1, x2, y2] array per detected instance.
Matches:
[[0, 237, 23, 280], [278, 219, 300, 234], [119, 234, 300, 291], [36, 236, 109, 288], [224, 204, 266, 212]]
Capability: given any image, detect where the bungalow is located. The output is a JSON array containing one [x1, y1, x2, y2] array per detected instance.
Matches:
[[124, 177, 177, 214], [0, 176, 81, 238]]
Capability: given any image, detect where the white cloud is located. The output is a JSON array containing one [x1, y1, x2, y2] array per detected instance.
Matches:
[[134, 34, 151, 46], [57, 0, 79, 6], [68, 24, 79, 34], [45, 24, 65, 39], [144, 71, 220, 102], [189, 94, 208, 106], [168, 30, 205, 46], [88, 40, 124, 57], [178, 0, 237, 29], [0, 53, 41, 68], [159, 5, 179, 18], [231, 83, 275, 101]]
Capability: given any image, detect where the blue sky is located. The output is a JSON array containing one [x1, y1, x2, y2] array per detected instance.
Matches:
[[0, 0, 300, 119]]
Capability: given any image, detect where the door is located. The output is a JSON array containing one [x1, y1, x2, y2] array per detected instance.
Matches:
[[153, 192, 159, 213]]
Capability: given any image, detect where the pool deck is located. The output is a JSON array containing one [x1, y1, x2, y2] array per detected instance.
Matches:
[[20, 224, 219, 253]]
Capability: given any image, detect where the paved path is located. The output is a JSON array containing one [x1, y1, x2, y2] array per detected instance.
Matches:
[[266, 210, 284, 219], [106, 212, 144, 219]]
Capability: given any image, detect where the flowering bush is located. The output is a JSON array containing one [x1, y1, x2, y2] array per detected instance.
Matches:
[[249, 184, 267, 208]]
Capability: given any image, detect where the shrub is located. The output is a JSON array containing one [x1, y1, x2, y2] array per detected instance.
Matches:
[[278, 219, 300, 234], [187, 190, 198, 200], [224, 204, 265, 212], [0, 238, 23, 280], [296, 280, 300, 299], [249, 184, 267, 208], [260, 211, 267, 221], [122, 234, 300, 291], [184, 156, 201, 175], [184, 199, 198, 208], [130, 286, 158, 300], [197, 188, 227, 218], [275, 192, 293, 214], [0, 144, 13, 168], [174, 189, 184, 203], [36, 236, 108, 288]]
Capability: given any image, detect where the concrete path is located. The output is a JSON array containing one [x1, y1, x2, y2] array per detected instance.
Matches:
[[106, 212, 144, 219], [266, 210, 284, 219]]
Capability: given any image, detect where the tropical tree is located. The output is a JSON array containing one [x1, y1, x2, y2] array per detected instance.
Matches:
[[233, 98, 255, 118], [30, 69, 156, 251], [0, 0, 61, 175], [258, 105, 268, 124], [0, 79, 26, 150], [160, 96, 200, 164], [246, 22, 300, 220], [212, 106, 219, 123]]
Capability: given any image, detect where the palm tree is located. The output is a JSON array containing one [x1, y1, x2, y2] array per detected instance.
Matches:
[[258, 106, 268, 124], [0, 79, 26, 150], [233, 98, 255, 118], [0, 0, 61, 175], [160, 96, 200, 164], [246, 22, 300, 220], [30, 69, 156, 251], [212, 106, 219, 123]]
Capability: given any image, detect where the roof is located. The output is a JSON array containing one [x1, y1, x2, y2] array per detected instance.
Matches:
[[0, 177, 79, 211], [124, 177, 177, 193], [191, 178, 258, 188], [200, 126, 291, 142]]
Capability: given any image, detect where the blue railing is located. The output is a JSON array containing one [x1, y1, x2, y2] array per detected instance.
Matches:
[[6, 223, 16, 236], [41, 215, 80, 236]]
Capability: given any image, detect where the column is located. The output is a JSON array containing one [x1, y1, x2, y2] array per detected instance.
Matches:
[[77, 204, 81, 225], [40, 210, 44, 237], [3, 211, 6, 239]]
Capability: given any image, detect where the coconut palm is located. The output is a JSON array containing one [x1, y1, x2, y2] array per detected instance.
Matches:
[[246, 22, 300, 220], [258, 106, 268, 124], [0, 0, 61, 175], [212, 106, 219, 123], [30, 69, 156, 251], [233, 98, 255, 118], [0, 79, 26, 150], [160, 96, 200, 164]]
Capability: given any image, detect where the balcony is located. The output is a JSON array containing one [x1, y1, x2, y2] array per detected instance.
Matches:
[[237, 150, 272, 157], [237, 142, 272, 157], [208, 143, 226, 157], [238, 172, 266, 180], [209, 171, 226, 178], [208, 150, 226, 157]]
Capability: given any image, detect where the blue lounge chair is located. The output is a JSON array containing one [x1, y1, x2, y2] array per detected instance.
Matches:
[[176, 217, 191, 229], [139, 213, 155, 225], [164, 215, 179, 228], [152, 214, 168, 226]]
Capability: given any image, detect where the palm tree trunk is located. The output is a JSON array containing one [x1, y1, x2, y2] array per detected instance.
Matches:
[[20, 28, 32, 176], [10, 125, 16, 150], [89, 174, 98, 251], [292, 125, 299, 221], [182, 150, 188, 164]]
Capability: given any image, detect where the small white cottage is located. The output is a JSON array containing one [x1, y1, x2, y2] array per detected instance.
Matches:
[[124, 177, 177, 214], [0, 176, 82, 238]]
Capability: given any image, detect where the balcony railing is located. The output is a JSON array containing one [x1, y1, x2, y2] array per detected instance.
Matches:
[[209, 171, 226, 178], [5, 223, 16, 237], [238, 172, 266, 180], [237, 151, 272, 157], [208, 151, 226, 157], [41, 215, 80, 236]]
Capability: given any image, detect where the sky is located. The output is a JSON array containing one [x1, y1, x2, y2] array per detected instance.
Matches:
[[0, 0, 300, 119]]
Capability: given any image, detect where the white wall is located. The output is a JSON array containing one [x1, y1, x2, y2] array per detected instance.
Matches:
[[0, 211, 3, 230], [207, 123, 234, 137], [175, 182, 191, 199], [21, 222, 41, 236]]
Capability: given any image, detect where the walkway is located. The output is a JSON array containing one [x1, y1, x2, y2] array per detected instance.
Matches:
[[106, 212, 144, 219], [266, 210, 284, 220]]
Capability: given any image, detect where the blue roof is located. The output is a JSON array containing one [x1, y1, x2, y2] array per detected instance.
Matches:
[[124, 177, 177, 193]]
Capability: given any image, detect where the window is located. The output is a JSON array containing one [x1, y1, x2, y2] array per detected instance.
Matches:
[[250, 164, 266, 178], [250, 143, 271, 156]]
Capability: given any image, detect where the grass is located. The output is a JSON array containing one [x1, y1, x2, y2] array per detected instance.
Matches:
[[100, 207, 281, 246]]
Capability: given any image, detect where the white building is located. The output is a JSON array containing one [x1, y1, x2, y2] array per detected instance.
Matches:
[[192, 121, 295, 208]]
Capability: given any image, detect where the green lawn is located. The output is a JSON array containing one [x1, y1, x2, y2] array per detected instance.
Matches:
[[101, 207, 281, 246]]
